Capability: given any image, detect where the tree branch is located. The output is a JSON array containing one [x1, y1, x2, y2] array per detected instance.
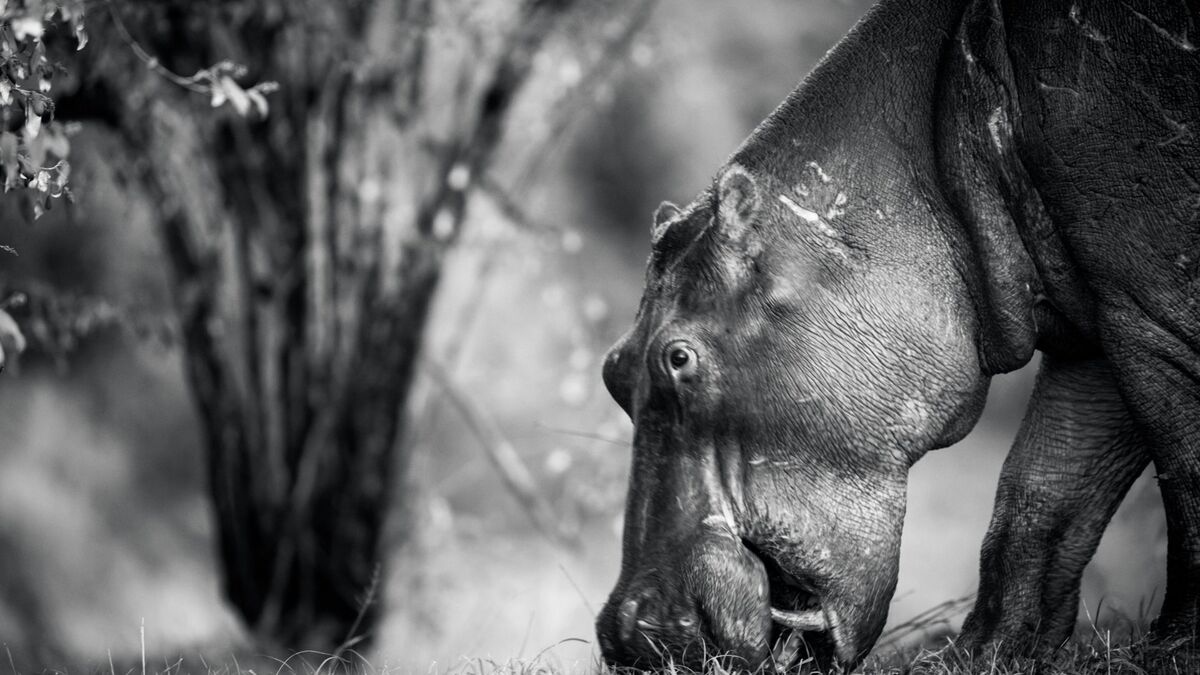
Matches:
[[514, 0, 661, 192], [422, 358, 580, 550], [419, 0, 582, 239]]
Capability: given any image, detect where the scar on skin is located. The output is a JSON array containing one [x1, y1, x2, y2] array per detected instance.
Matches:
[[825, 192, 847, 219], [1069, 3, 1108, 43], [959, 32, 976, 66], [987, 107, 1010, 154], [1159, 115, 1191, 147], [1037, 79, 1082, 97], [779, 194, 840, 240], [1124, 4, 1196, 52], [1126, 80, 1194, 147], [805, 160, 832, 184]]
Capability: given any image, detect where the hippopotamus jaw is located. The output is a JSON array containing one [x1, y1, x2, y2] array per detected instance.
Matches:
[[746, 539, 847, 670]]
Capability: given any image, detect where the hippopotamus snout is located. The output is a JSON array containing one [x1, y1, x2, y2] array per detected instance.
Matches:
[[597, 531, 774, 670]]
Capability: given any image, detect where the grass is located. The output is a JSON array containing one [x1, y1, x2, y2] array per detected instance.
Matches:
[[865, 633, 1200, 674], [853, 594, 1200, 675], [8, 599, 1198, 675], [51, 629, 1196, 675], [9, 634, 1199, 675]]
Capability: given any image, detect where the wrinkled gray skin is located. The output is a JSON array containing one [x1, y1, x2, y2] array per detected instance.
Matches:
[[596, 0, 1200, 670]]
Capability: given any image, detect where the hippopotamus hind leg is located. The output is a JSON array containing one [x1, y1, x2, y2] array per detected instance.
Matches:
[[1101, 300, 1200, 647]]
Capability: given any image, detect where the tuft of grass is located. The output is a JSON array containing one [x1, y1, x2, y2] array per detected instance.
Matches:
[[596, 595, 1200, 675], [870, 630, 1200, 675], [855, 597, 1200, 675]]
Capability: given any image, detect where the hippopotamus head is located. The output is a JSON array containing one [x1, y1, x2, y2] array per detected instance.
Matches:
[[596, 154, 989, 669], [595, 3, 1004, 666]]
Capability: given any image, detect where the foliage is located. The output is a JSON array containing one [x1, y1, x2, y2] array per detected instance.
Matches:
[[0, 0, 83, 220], [0, 1, 279, 223], [47, 622, 1200, 675], [0, 291, 24, 369], [0, 1, 280, 369]]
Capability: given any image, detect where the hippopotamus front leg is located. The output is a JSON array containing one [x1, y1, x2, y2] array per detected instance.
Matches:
[[960, 355, 1149, 657]]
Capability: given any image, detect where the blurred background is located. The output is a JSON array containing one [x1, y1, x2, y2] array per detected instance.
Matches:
[[0, 0, 1169, 671]]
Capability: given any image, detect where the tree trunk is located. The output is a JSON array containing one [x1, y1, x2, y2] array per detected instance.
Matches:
[[68, 0, 583, 649]]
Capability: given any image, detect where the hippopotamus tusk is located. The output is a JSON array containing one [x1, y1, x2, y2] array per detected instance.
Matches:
[[770, 607, 827, 632]]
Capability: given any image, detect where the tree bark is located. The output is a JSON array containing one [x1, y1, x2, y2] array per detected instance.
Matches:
[[67, 0, 584, 649]]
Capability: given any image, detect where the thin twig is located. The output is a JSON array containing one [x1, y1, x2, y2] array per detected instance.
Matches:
[[105, 2, 208, 93], [477, 172, 560, 236], [332, 564, 381, 661], [534, 422, 629, 447], [513, 0, 661, 193], [422, 358, 579, 549], [876, 594, 975, 649]]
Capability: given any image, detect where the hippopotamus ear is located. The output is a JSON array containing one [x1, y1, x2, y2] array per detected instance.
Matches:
[[717, 164, 760, 239], [651, 201, 682, 237]]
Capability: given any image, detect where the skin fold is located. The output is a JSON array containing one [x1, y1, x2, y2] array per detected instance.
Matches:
[[597, 0, 1200, 670]]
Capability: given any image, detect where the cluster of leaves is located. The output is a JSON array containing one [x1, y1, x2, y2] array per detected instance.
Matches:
[[0, 2, 281, 226], [0, 1, 87, 364], [199, 60, 279, 117], [0, 292, 25, 370], [0, 0, 86, 221]]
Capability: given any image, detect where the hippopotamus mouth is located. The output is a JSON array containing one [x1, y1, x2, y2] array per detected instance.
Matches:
[[598, 519, 859, 672], [747, 542, 842, 672]]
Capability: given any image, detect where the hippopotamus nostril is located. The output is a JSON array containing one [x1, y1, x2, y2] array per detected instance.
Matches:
[[599, 534, 777, 669], [601, 339, 637, 414]]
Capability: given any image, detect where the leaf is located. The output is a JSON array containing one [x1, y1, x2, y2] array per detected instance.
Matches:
[[30, 169, 49, 192], [28, 39, 44, 77], [10, 17, 44, 41], [215, 75, 251, 115], [0, 25, 15, 60], [247, 81, 279, 118], [0, 308, 26, 373], [1, 131, 19, 192], [30, 192, 47, 219], [46, 160, 67, 197], [69, 9, 87, 50], [39, 120, 70, 160], [0, 79, 11, 106], [246, 88, 269, 117], [23, 107, 40, 139]]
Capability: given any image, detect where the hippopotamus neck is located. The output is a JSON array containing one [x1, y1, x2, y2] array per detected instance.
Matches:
[[934, 0, 1099, 370], [733, 0, 966, 173], [730, 0, 1084, 375]]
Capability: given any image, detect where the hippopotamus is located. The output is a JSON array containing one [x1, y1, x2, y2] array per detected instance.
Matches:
[[595, 0, 1200, 670]]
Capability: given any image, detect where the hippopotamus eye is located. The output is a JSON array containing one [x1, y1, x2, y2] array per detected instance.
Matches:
[[663, 341, 698, 378], [669, 349, 690, 368]]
